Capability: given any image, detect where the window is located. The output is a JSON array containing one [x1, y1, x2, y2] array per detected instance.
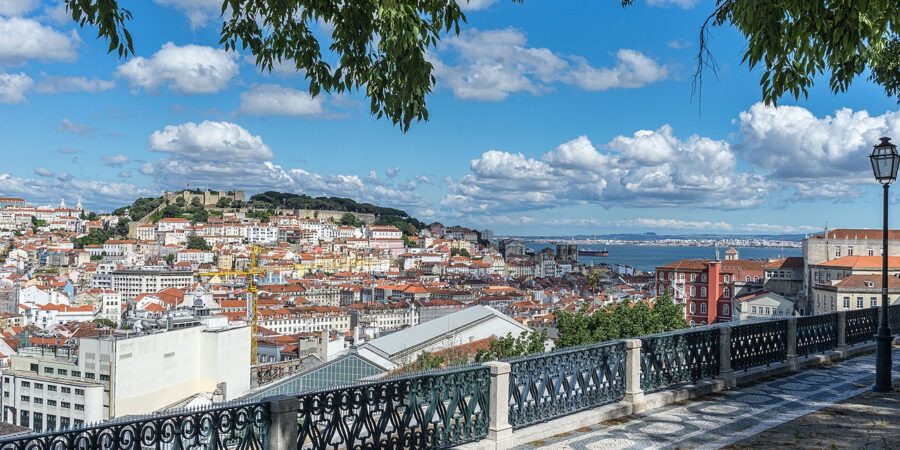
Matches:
[[701, 287, 708, 297], [701, 274, 707, 282], [60, 417, 70, 430], [754, 276, 760, 282], [99, 374, 109, 382], [21, 381, 30, 388], [847, 246, 854, 256], [700, 303, 707, 313], [61, 402, 70, 408], [84, 373, 95, 380], [690, 273, 697, 281], [752, 306, 758, 313], [47, 400, 56, 406], [835, 246, 841, 258], [61, 387, 71, 394], [857, 297, 864, 309], [33, 398, 43, 405], [74, 404, 84, 411], [19, 411, 28, 428], [844, 297, 850, 308], [20, 395, 29, 402], [723, 287, 730, 298], [46, 415, 56, 431], [724, 275, 730, 283], [690, 303, 696, 314], [74, 389, 84, 396], [29, 364, 38, 372], [34, 383, 42, 390], [33, 412, 42, 432], [869, 248, 875, 256], [71, 371, 80, 378], [44, 367, 53, 374], [746, 276, 751, 282], [57, 369, 67, 376], [47, 385, 56, 392], [73, 419, 83, 428], [723, 304, 730, 316], [689, 286, 696, 297], [871, 297, 878, 307]]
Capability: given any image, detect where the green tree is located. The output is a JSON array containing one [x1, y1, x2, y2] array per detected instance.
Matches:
[[163, 254, 175, 265], [556, 294, 688, 349], [450, 248, 471, 258], [652, 1, 900, 104], [65, 0, 471, 131], [186, 235, 211, 251], [339, 213, 359, 227], [93, 318, 117, 328], [114, 218, 130, 237], [475, 330, 548, 362], [216, 197, 233, 208]]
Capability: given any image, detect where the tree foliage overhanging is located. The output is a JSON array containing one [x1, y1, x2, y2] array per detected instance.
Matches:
[[68, 0, 900, 133]]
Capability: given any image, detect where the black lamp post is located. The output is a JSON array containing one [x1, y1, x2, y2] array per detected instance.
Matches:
[[870, 136, 900, 392]]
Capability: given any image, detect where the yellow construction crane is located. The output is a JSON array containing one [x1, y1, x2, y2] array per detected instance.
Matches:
[[199, 246, 263, 365]]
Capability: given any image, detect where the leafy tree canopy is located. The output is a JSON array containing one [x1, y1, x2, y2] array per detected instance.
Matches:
[[187, 235, 212, 251], [555, 292, 687, 348], [69, 0, 900, 131]]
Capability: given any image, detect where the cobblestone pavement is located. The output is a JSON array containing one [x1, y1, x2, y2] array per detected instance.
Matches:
[[515, 348, 900, 450]]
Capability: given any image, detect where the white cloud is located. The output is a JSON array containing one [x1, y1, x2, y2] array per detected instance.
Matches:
[[0, 172, 152, 210], [35, 75, 115, 94], [0, 0, 38, 17], [432, 28, 666, 100], [646, 0, 699, 8], [0, 72, 32, 103], [737, 102, 900, 182], [0, 17, 78, 65], [153, 0, 221, 29], [239, 85, 325, 117], [444, 125, 769, 214], [57, 118, 94, 137], [102, 154, 129, 167], [456, 0, 497, 11], [667, 39, 690, 49], [149, 121, 273, 161], [41, 2, 69, 24], [116, 43, 238, 94]]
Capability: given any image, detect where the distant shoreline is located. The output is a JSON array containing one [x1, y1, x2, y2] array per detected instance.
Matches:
[[517, 239, 802, 249]]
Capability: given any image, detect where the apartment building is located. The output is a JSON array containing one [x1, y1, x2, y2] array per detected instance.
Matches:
[[1, 317, 249, 431], [655, 258, 765, 325], [257, 306, 350, 335], [109, 270, 194, 300], [348, 301, 419, 332], [808, 255, 900, 313]]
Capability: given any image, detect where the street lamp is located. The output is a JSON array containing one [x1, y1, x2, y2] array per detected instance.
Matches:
[[870, 136, 900, 392]]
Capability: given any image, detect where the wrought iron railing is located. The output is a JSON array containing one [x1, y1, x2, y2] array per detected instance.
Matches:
[[730, 319, 788, 371], [506, 340, 626, 429], [796, 313, 838, 357], [639, 327, 719, 393], [889, 304, 900, 331], [846, 308, 879, 345], [296, 364, 490, 449], [0, 401, 269, 450]]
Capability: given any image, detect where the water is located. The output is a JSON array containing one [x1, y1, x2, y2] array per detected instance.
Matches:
[[525, 243, 801, 273]]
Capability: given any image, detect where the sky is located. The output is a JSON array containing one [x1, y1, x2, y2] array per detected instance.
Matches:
[[1, 0, 900, 236]]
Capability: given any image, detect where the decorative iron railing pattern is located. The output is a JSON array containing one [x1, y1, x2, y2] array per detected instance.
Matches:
[[889, 304, 900, 331], [296, 365, 490, 449], [846, 308, 879, 345], [730, 320, 788, 371], [507, 341, 626, 429], [639, 328, 720, 393], [796, 313, 838, 357], [0, 401, 269, 450]]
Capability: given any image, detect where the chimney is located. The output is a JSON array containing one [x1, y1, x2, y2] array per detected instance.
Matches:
[[319, 329, 329, 361], [707, 261, 721, 324]]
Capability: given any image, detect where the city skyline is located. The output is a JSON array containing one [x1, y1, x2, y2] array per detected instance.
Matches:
[[2, 0, 900, 235]]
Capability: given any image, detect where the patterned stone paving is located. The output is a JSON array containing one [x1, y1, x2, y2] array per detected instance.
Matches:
[[516, 349, 900, 450]]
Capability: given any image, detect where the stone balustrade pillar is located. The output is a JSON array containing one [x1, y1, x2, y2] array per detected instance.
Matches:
[[623, 339, 646, 412], [484, 361, 514, 450], [786, 318, 798, 370], [268, 395, 301, 450], [836, 310, 848, 358]]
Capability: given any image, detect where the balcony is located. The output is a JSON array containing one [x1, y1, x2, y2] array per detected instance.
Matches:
[[0, 306, 896, 449]]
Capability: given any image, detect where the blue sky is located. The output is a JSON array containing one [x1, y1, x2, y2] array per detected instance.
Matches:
[[1, 0, 899, 236]]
